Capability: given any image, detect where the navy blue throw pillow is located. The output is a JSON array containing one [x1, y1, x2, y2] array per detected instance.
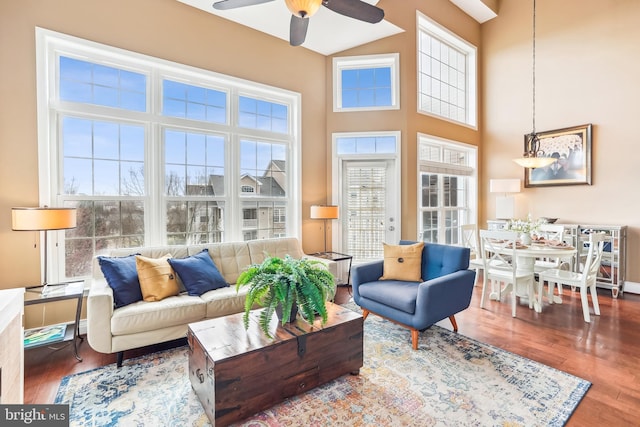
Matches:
[[98, 254, 143, 308], [168, 249, 228, 296]]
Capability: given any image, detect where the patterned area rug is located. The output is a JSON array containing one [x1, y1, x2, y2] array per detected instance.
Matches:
[[56, 305, 590, 426]]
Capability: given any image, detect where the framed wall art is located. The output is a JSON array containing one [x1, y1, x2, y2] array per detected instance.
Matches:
[[524, 123, 592, 188]]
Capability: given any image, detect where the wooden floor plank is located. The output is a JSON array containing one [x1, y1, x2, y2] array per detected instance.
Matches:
[[24, 280, 640, 426]]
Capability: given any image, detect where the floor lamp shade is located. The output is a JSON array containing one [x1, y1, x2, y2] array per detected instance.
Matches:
[[310, 205, 339, 220], [11, 207, 77, 231], [11, 207, 77, 285]]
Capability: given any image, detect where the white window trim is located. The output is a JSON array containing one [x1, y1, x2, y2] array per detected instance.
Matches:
[[416, 133, 478, 236], [333, 53, 400, 112], [35, 27, 302, 283], [416, 12, 478, 129]]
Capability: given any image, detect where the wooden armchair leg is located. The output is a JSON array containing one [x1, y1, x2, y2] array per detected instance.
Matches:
[[449, 315, 458, 332], [362, 309, 370, 320], [411, 329, 419, 350]]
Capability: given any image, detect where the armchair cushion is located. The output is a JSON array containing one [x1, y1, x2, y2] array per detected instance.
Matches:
[[358, 280, 419, 314], [380, 242, 424, 281]]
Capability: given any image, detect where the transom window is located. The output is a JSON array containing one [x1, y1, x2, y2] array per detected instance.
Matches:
[[37, 28, 301, 282], [417, 12, 477, 128], [333, 53, 400, 112]]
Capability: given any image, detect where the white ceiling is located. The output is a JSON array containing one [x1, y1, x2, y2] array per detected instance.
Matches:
[[177, 0, 404, 56], [176, 0, 497, 56]]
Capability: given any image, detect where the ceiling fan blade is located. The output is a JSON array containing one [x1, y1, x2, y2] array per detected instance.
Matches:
[[322, 0, 384, 23], [290, 15, 309, 46], [213, 0, 274, 10]]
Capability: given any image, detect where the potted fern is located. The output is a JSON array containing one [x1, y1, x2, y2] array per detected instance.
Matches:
[[236, 255, 335, 338]]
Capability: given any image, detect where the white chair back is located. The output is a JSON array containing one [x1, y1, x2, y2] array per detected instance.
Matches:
[[536, 224, 565, 241], [479, 229, 533, 317], [479, 229, 519, 274], [461, 224, 480, 256], [582, 232, 606, 287]]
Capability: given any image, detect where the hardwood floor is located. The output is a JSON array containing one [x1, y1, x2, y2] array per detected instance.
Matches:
[[25, 281, 640, 426]]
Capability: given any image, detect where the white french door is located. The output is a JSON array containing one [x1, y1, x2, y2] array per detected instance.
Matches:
[[338, 159, 399, 262]]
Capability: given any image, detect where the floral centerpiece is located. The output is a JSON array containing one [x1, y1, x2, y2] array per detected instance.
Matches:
[[506, 214, 547, 244]]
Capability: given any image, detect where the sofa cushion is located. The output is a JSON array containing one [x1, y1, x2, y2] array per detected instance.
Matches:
[[380, 242, 424, 282], [97, 254, 143, 308], [168, 249, 228, 296], [111, 295, 206, 336], [247, 237, 305, 265], [358, 280, 419, 314], [136, 255, 180, 302], [201, 286, 250, 319]]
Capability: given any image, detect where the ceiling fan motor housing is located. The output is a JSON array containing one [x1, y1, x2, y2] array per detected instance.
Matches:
[[285, 0, 322, 18]]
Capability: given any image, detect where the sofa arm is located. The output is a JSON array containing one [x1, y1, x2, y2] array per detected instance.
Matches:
[[86, 278, 115, 354], [414, 269, 476, 327], [303, 255, 338, 278]]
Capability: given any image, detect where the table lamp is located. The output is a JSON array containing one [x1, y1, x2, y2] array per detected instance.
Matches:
[[489, 179, 520, 220], [12, 206, 77, 285], [310, 205, 339, 253]]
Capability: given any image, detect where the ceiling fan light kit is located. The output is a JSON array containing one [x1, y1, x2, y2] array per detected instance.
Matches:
[[285, 0, 322, 18], [212, 0, 384, 46]]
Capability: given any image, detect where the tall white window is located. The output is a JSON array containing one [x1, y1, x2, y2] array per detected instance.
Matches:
[[417, 12, 477, 128], [37, 29, 301, 281], [333, 54, 400, 112], [417, 134, 477, 245]]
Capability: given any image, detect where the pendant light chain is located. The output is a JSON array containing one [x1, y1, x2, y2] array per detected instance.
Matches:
[[532, 0, 536, 136]]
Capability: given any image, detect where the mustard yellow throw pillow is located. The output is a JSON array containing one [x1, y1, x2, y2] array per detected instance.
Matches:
[[379, 242, 424, 282], [135, 254, 180, 302]]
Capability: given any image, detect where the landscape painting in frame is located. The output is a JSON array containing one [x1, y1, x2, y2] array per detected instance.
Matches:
[[525, 124, 592, 188]]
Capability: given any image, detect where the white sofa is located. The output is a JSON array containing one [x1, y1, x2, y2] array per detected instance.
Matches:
[[86, 237, 336, 366]]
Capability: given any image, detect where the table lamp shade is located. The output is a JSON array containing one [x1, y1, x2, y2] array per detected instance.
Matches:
[[310, 205, 339, 220], [12, 207, 77, 231]]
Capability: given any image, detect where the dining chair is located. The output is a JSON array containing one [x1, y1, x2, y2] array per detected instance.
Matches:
[[538, 232, 605, 322], [533, 223, 568, 273], [479, 229, 535, 317], [461, 224, 484, 274]]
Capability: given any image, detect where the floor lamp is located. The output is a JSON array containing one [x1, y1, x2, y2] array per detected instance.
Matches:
[[310, 205, 339, 254], [12, 206, 77, 286]]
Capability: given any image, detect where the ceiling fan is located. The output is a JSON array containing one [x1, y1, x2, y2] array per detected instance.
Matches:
[[212, 0, 385, 46]]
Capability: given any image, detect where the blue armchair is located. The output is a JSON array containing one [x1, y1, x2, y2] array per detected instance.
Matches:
[[352, 240, 476, 350]]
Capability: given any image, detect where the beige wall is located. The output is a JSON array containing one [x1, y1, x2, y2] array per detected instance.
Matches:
[[482, 0, 640, 283]]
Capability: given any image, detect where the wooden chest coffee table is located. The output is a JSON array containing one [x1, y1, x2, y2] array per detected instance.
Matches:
[[187, 302, 363, 426]]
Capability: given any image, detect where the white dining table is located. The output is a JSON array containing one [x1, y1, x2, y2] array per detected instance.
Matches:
[[519, 244, 578, 312], [488, 243, 577, 313]]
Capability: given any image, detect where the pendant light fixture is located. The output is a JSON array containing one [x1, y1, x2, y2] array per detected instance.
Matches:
[[513, 0, 556, 169]]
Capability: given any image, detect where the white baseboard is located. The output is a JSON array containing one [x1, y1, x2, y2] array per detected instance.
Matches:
[[624, 281, 640, 295], [79, 319, 87, 336]]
